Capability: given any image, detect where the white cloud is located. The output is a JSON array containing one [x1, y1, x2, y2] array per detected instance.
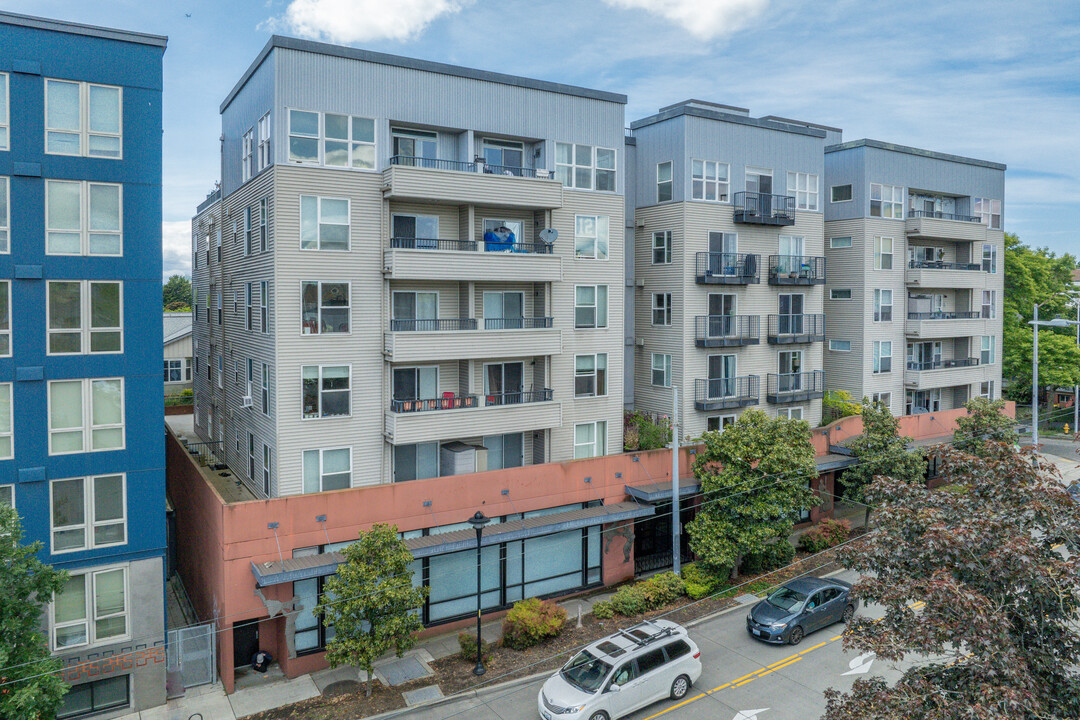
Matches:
[[162, 220, 192, 281], [274, 0, 473, 43], [603, 0, 770, 40]]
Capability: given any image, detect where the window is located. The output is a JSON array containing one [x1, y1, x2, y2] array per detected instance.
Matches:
[[0, 484, 11, 508], [0, 176, 8, 252], [830, 288, 852, 300], [483, 433, 524, 471], [0, 280, 9, 354], [234, 289, 239, 314], [706, 415, 736, 433], [261, 363, 270, 415], [393, 442, 438, 483], [829, 236, 852, 249], [257, 112, 271, 170], [260, 197, 268, 252], [242, 128, 254, 182], [215, 289, 222, 325], [302, 365, 351, 419], [777, 407, 804, 420], [575, 285, 608, 328], [260, 280, 269, 332], [981, 290, 996, 319], [980, 381, 995, 400], [263, 444, 272, 496], [215, 225, 222, 262], [244, 206, 253, 255], [164, 359, 184, 383], [324, 113, 375, 169], [873, 289, 893, 322], [48, 378, 124, 454], [52, 567, 128, 649], [829, 339, 851, 352], [982, 243, 997, 273], [787, 172, 819, 211], [692, 159, 729, 201], [46, 181, 122, 255], [0, 73, 7, 150], [245, 283, 254, 330], [870, 183, 904, 218], [656, 161, 672, 202], [57, 673, 130, 719], [873, 340, 892, 374], [574, 421, 607, 459], [831, 184, 852, 203], [288, 109, 320, 163], [871, 392, 891, 409], [873, 236, 893, 269], [50, 474, 125, 553], [45, 79, 122, 158], [637, 647, 667, 676], [300, 196, 350, 250], [247, 359, 254, 387], [302, 281, 350, 334], [555, 143, 616, 191], [303, 447, 351, 492], [0, 383, 11, 459], [483, 291, 524, 329], [575, 215, 609, 260], [981, 335, 995, 365], [216, 355, 223, 389], [575, 354, 608, 397], [47, 281, 122, 355], [974, 198, 1001, 229], [652, 293, 672, 326], [651, 353, 672, 387], [652, 231, 672, 264]]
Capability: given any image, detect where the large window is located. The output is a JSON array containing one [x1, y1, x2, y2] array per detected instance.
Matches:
[[484, 433, 524, 471], [0, 73, 7, 150], [575, 285, 608, 328], [393, 442, 438, 483], [974, 198, 1001, 229], [257, 112, 271, 170], [873, 289, 893, 322], [48, 379, 124, 454], [872, 392, 891, 410], [981, 290, 996, 319], [52, 567, 128, 650], [787, 172, 819, 211], [46, 181, 122, 255], [830, 184, 852, 203], [873, 340, 892, 374], [575, 354, 607, 397], [873, 236, 893, 270], [50, 474, 125, 553], [651, 353, 672, 387], [652, 292, 672, 326], [302, 365, 351, 419], [982, 243, 997, 273], [981, 335, 996, 365], [692, 160, 729, 201], [300, 195, 350, 250], [301, 281, 350, 334], [574, 421, 607, 459], [555, 143, 616, 191], [0, 383, 10, 460], [47, 281, 122, 354], [303, 447, 351, 492], [325, 113, 376, 168], [164, 359, 187, 384], [870, 183, 904, 218], [656, 161, 672, 202], [392, 291, 438, 330], [242, 128, 254, 182], [574, 215, 609, 260], [288, 109, 319, 163], [0, 176, 8, 253], [57, 675, 130, 719], [652, 231, 672, 264], [45, 79, 122, 158]]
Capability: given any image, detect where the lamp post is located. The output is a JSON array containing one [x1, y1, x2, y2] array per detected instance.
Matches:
[[467, 510, 490, 676]]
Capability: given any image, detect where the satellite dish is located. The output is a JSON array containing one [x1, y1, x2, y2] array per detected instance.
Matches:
[[539, 228, 558, 244]]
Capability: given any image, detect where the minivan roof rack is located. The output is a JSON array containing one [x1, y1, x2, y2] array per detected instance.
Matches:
[[615, 620, 678, 648]]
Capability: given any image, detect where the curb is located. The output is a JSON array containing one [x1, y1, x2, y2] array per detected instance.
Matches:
[[363, 669, 551, 720]]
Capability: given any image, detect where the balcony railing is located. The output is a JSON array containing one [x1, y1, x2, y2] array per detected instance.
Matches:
[[909, 210, 980, 222], [482, 240, 555, 254], [733, 191, 796, 225], [694, 376, 759, 411], [391, 237, 478, 251], [766, 371, 825, 404], [695, 252, 760, 284], [907, 260, 982, 271], [390, 155, 475, 172], [484, 389, 554, 406], [768, 255, 826, 285], [694, 315, 760, 347], [907, 311, 982, 321], [483, 317, 554, 330], [390, 318, 478, 332], [767, 314, 826, 344], [481, 163, 544, 179], [906, 358, 981, 371], [391, 395, 479, 413]]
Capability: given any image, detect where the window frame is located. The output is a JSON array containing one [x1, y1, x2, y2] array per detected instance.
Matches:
[[260, 197, 269, 252], [0, 175, 9, 253], [873, 236, 894, 270], [257, 112, 271, 170], [574, 285, 608, 329], [573, 420, 607, 459], [574, 214, 610, 260], [263, 444, 273, 496], [46, 281, 123, 355], [829, 288, 852, 300], [260, 280, 269, 333], [830, 184, 853, 203], [0, 382, 12, 460], [691, 159, 730, 202], [50, 565, 129, 651], [301, 364, 352, 420], [871, 392, 891, 409], [44, 79, 123, 159], [242, 128, 254, 182], [45, 180, 123, 256], [0, 279, 10, 355], [870, 183, 904, 219], [49, 474, 127, 554], [982, 243, 997, 273], [829, 339, 851, 352], [300, 195, 351, 251], [974, 198, 1001, 229], [873, 288, 893, 322], [828, 236, 852, 249], [47, 378, 125, 455], [574, 353, 608, 398], [652, 292, 672, 326], [656, 161, 672, 203], [555, 142, 616, 192], [652, 231, 672, 264], [0, 73, 8, 151], [786, 171, 820, 211], [302, 446, 353, 493], [981, 290, 996, 319], [164, 359, 185, 384], [301, 280, 351, 335], [261, 362, 271, 416], [981, 335, 996, 365], [651, 352, 672, 387], [873, 340, 892, 374]]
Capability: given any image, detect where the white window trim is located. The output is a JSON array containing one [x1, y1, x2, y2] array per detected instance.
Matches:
[[46, 281, 123, 356], [45, 180, 124, 257], [691, 159, 731, 202], [707, 415, 738, 433], [873, 236, 894, 270], [49, 474, 127, 554], [573, 420, 607, 459], [777, 407, 805, 420], [873, 340, 893, 374], [301, 364, 352, 420], [574, 353, 608, 398], [303, 446, 353, 492], [652, 292, 672, 326], [261, 362, 271, 417], [287, 108, 377, 171], [260, 280, 269, 333], [574, 214, 610, 260], [870, 182, 905, 219], [299, 195, 352, 252], [242, 128, 254, 182], [50, 564, 130, 651], [164, 359, 186, 384], [0, 382, 11, 460], [0, 280, 10, 355], [830, 184, 853, 203], [873, 288, 893, 322], [44, 79, 123, 159], [555, 143, 617, 193], [0, 73, 8, 151], [829, 236, 853, 249], [301, 281, 351, 336], [786, 171, 820, 211], [0, 484, 12, 508], [829, 339, 851, 352], [47, 378, 125, 455], [830, 288, 853, 301], [259, 197, 269, 252], [0, 176, 9, 254], [263, 444, 273, 495], [652, 231, 672, 264], [574, 285, 608, 329], [651, 353, 672, 387], [656, 161, 672, 203], [258, 112, 271, 171]]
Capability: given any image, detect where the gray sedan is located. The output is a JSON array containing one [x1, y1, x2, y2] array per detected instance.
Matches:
[[745, 577, 857, 645]]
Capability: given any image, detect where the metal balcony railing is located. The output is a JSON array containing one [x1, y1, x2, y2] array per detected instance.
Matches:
[[390, 237, 477, 251], [907, 260, 982, 271], [483, 317, 554, 330], [733, 191, 796, 225], [390, 318, 477, 332], [482, 240, 554, 254], [391, 395, 479, 413], [909, 210, 981, 222], [768, 255, 826, 284], [484, 389, 554, 406], [481, 163, 541, 178], [766, 371, 825, 403], [906, 358, 981, 371], [694, 315, 760, 347], [695, 252, 760, 284], [694, 376, 759, 411], [907, 311, 982, 321], [767, 314, 825, 344], [390, 155, 476, 172]]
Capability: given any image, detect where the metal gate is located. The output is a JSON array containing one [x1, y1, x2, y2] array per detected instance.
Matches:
[[167, 623, 216, 696]]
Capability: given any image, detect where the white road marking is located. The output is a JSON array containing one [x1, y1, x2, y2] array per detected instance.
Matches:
[[732, 708, 770, 720], [841, 652, 876, 675]]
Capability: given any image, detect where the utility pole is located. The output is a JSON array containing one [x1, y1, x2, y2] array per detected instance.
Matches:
[[671, 386, 681, 576]]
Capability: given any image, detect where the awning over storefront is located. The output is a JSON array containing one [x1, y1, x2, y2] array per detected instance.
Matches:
[[250, 501, 656, 587], [624, 477, 701, 503]]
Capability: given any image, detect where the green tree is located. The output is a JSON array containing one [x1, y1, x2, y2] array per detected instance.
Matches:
[[953, 397, 1018, 456], [821, 390, 862, 424], [162, 274, 192, 310], [0, 504, 69, 719], [1003, 324, 1080, 402], [687, 409, 817, 579], [839, 400, 925, 528], [823, 443, 1080, 720], [315, 524, 427, 696]]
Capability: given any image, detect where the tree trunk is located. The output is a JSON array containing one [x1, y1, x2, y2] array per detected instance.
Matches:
[[730, 555, 742, 580], [863, 504, 872, 530]]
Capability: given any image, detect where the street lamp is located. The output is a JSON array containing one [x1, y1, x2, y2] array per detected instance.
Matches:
[[467, 510, 491, 676], [1029, 292, 1080, 446]]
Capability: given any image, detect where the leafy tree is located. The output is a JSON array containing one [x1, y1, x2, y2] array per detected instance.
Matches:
[[0, 504, 69, 718], [1003, 324, 1080, 402], [821, 390, 862, 424], [687, 409, 817, 579], [315, 524, 427, 696], [839, 400, 925, 529], [164, 300, 190, 312], [953, 397, 1018, 456], [623, 411, 672, 451], [162, 274, 192, 310], [823, 443, 1080, 720]]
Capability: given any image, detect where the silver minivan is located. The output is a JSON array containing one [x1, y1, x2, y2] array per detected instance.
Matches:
[[538, 619, 702, 720]]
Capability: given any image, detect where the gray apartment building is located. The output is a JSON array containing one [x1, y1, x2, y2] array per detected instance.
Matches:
[[822, 140, 1005, 415], [627, 100, 835, 435], [191, 37, 627, 495]]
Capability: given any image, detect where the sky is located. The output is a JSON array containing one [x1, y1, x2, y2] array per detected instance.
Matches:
[[7, 0, 1078, 280]]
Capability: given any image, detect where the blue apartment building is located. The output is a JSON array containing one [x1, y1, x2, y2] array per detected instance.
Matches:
[[0, 12, 167, 718]]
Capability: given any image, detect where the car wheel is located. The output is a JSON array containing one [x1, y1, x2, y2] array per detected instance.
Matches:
[[842, 604, 855, 623], [588, 712, 609, 720], [788, 626, 804, 646], [670, 674, 691, 700]]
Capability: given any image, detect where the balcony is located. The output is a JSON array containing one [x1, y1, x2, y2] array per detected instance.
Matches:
[[768, 256, 826, 285], [382, 156, 564, 209], [767, 314, 825, 344], [694, 315, 760, 347], [483, 389, 554, 406], [766, 371, 825, 404], [733, 191, 796, 226], [384, 237, 562, 283], [904, 358, 989, 390], [694, 376, 760, 411], [906, 212, 988, 242], [905, 260, 989, 289], [390, 318, 477, 332], [386, 393, 562, 445], [905, 311, 991, 339], [695, 252, 760, 285], [384, 324, 563, 362]]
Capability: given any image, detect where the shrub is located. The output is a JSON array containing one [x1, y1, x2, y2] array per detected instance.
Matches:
[[797, 518, 851, 554], [591, 600, 615, 620], [501, 598, 566, 650], [610, 585, 648, 616], [458, 632, 492, 663], [741, 540, 796, 574], [639, 572, 686, 608], [681, 563, 724, 600], [623, 411, 673, 451]]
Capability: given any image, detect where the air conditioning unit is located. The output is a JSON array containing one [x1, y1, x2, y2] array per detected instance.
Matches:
[[635, 278, 645, 287], [241, 396, 253, 408], [635, 337, 645, 347], [635, 219, 645, 228]]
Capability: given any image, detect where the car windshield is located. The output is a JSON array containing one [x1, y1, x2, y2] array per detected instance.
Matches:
[[560, 650, 613, 693], [766, 586, 808, 611]]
